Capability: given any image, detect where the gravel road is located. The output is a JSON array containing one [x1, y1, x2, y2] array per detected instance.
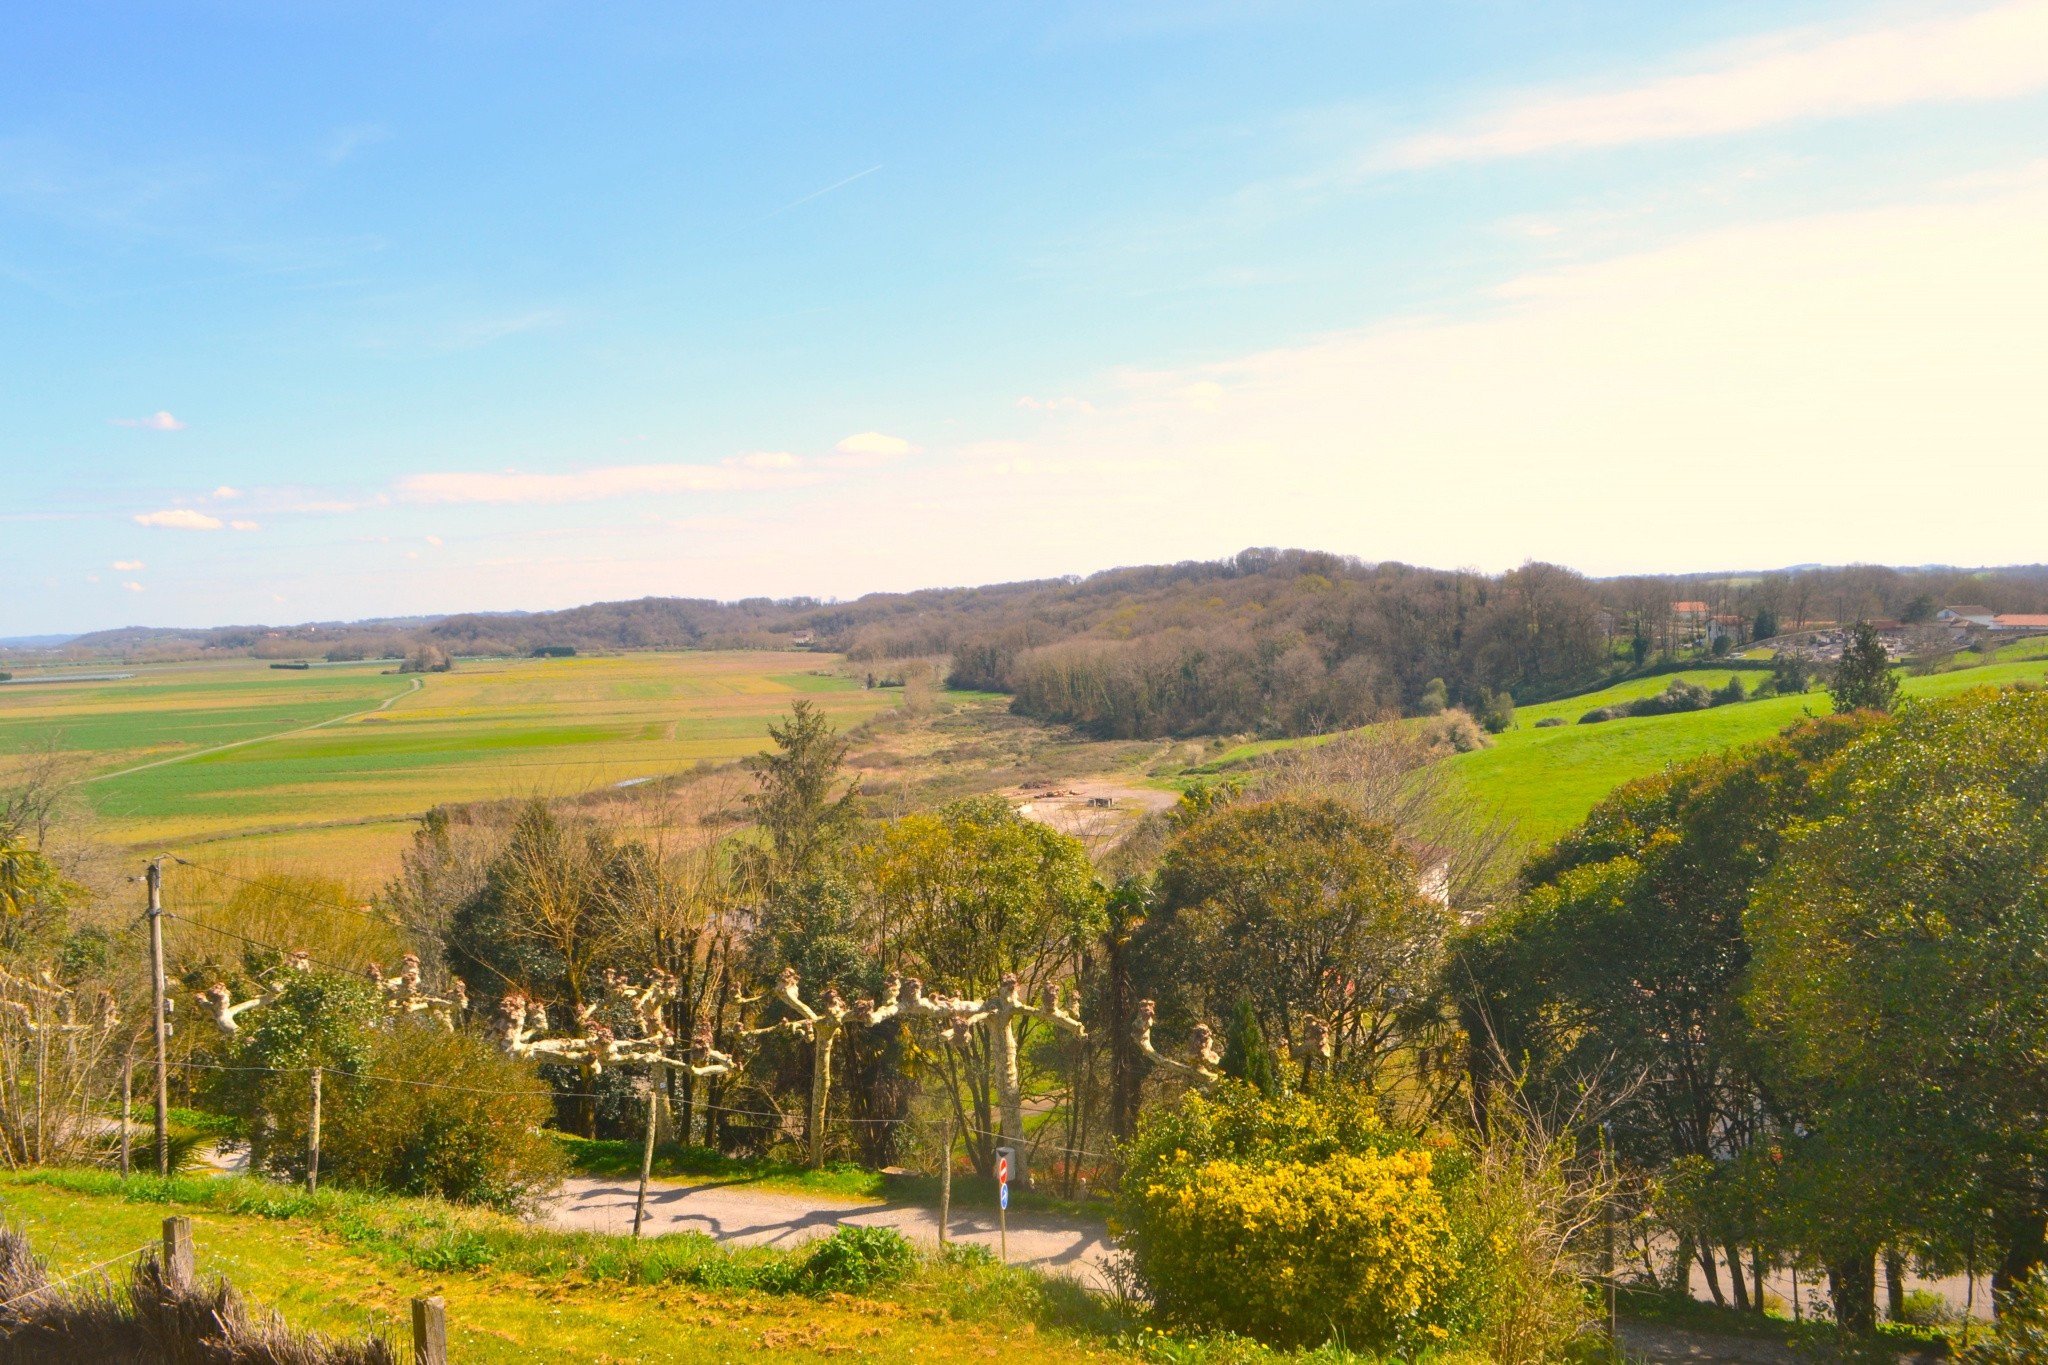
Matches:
[[545, 1176, 1117, 1285]]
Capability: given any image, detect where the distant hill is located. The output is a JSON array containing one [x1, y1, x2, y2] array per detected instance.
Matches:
[[23, 553, 2048, 740]]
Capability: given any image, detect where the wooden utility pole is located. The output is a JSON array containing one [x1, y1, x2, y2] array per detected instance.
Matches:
[[147, 859, 170, 1179], [307, 1067, 323, 1194]]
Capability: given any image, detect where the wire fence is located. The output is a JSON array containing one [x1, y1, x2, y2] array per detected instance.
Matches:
[[0, 1242, 160, 1312]]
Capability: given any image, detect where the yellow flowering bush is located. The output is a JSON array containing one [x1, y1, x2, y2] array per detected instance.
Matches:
[[1118, 1085, 1461, 1350]]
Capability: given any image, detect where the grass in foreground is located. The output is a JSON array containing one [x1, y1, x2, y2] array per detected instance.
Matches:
[[0, 1168, 1481, 1365], [0, 1168, 1127, 1365]]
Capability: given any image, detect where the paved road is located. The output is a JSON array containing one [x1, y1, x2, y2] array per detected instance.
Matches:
[[544, 1177, 1117, 1286]]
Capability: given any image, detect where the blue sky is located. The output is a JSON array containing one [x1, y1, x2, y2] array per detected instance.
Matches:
[[6, 1, 2048, 635]]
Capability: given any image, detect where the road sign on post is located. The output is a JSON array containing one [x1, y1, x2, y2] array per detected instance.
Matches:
[[995, 1145, 1013, 1263]]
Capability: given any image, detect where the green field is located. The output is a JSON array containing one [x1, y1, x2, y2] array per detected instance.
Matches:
[[1450, 653, 2048, 847], [0, 652, 899, 875]]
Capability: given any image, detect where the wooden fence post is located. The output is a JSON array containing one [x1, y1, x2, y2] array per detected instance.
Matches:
[[307, 1067, 323, 1194], [162, 1216, 194, 1294], [412, 1295, 448, 1365]]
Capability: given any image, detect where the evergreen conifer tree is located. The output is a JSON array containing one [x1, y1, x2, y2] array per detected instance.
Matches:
[[1220, 996, 1280, 1096], [1829, 622, 1900, 713]]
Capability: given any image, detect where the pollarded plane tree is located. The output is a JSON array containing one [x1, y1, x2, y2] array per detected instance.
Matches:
[[195, 952, 471, 1036], [760, 966, 1086, 1184], [1133, 997, 1334, 1091], [493, 965, 740, 1117], [0, 963, 124, 1166], [196, 953, 739, 1124]]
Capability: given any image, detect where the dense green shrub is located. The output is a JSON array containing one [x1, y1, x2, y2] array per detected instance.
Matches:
[[783, 1225, 919, 1294], [1117, 1085, 1460, 1351], [322, 1026, 565, 1212], [200, 972, 382, 1178]]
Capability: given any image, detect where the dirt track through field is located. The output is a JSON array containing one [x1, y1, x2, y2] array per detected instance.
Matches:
[[545, 1176, 1117, 1285]]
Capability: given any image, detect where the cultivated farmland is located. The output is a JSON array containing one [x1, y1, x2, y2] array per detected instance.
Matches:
[[0, 652, 899, 873]]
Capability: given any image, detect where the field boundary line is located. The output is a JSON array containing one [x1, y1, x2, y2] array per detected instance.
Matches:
[[84, 676, 424, 785]]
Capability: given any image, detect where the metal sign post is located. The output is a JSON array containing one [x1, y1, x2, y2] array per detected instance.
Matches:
[[995, 1145, 1012, 1264]]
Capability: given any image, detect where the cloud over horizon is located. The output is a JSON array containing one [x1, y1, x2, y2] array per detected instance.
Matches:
[[1390, 0, 2048, 165]]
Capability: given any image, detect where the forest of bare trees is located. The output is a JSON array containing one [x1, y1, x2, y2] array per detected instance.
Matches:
[[34, 552, 2048, 739]]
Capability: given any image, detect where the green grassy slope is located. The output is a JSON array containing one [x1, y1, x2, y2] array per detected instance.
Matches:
[[1451, 654, 2048, 847], [0, 1169, 1127, 1365]]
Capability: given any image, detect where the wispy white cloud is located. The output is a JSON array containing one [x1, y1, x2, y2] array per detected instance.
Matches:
[[1017, 395, 1097, 414], [111, 559, 144, 571], [133, 508, 222, 530], [123, 581, 144, 593], [444, 311, 561, 349], [229, 519, 260, 532], [212, 486, 241, 499], [1389, 0, 2048, 166], [323, 123, 390, 165], [111, 411, 185, 431]]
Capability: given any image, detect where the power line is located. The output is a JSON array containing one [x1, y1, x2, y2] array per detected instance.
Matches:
[[163, 856, 404, 929]]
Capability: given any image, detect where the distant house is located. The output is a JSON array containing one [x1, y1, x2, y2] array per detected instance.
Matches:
[[1993, 614, 2048, 631], [1938, 605, 1998, 627], [1670, 601, 1711, 620]]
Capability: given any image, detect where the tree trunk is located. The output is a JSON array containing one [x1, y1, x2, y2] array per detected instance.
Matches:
[[1670, 1233, 1695, 1297], [1828, 1249, 1877, 1333], [1724, 1242, 1752, 1313], [1884, 1249, 1906, 1322], [1698, 1244, 1726, 1307], [995, 1014, 1029, 1190], [1751, 1248, 1767, 1316], [807, 1027, 836, 1169], [1993, 1213, 2047, 1316]]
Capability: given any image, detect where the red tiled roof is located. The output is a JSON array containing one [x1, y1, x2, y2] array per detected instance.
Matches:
[[1995, 614, 2048, 628], [1670, 601, 1710, 614]]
